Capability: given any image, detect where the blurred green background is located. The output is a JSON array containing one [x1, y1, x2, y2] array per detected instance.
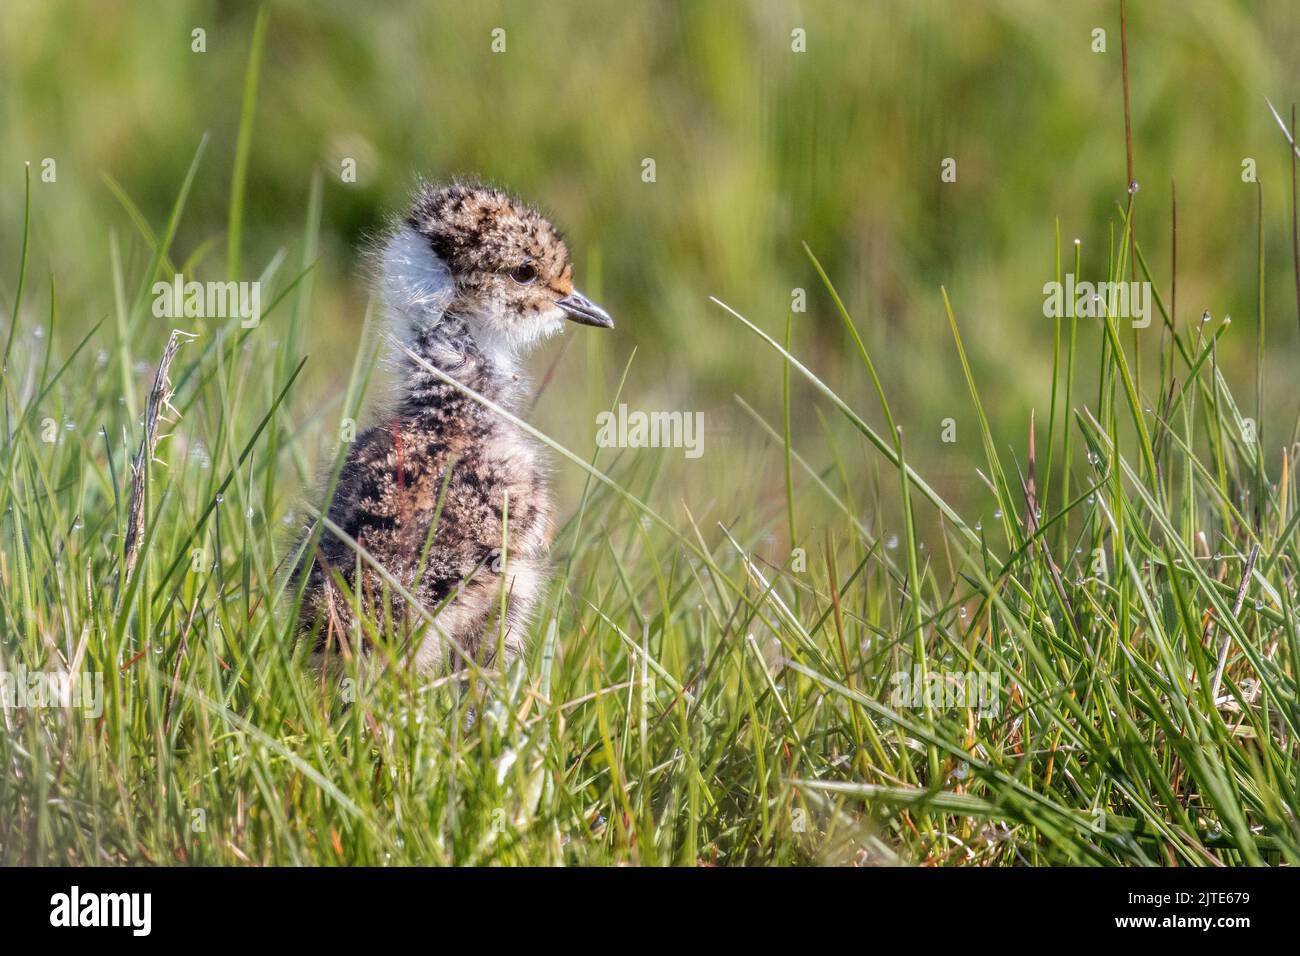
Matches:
[[3, 0, 1299, 539]]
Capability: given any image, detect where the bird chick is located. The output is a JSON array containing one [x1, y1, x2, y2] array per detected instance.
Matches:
[[295, 182, 612, 675]]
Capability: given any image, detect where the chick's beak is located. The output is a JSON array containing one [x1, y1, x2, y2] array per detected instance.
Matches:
[[557, 291, 614, 329]]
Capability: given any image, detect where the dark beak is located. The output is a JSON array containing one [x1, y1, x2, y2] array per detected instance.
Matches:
[[557, 291, 614, 329]]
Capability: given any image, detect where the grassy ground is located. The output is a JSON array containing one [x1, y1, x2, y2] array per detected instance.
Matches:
[[3, 4, 1300, 866], [3, 144, 1300, 865]]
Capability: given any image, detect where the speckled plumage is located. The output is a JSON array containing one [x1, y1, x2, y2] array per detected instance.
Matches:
[[294, 183, 612, 674]]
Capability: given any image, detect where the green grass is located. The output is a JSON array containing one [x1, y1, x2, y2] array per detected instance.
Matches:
[[3, 118, 1300, 865], [3, 3, 1300, 866]]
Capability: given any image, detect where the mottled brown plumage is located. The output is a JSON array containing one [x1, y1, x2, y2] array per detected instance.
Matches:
[[294, 183, 612, 675]]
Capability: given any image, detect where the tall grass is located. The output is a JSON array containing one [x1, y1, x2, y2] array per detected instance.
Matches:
[[3, 4, 1300, 865], [2, 119, 1298, 864]]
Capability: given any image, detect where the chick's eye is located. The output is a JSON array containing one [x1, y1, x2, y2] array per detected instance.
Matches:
[[509, 264, 537, 284]]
